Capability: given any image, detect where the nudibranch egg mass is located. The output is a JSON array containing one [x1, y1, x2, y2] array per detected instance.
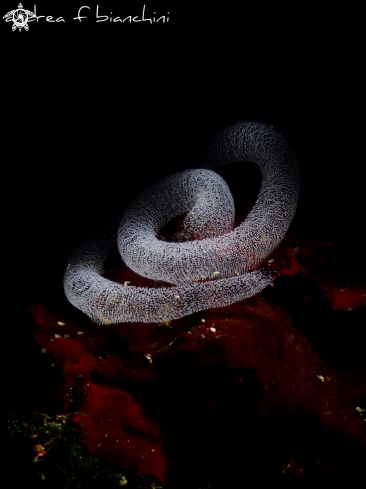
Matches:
[[64, 122, 300, 324]]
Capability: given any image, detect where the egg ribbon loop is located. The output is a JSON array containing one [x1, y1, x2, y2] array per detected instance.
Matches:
[[64, 121, 300, 324]]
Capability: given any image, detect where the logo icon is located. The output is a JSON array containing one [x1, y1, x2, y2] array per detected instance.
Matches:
[[3, 3, 37, 31]]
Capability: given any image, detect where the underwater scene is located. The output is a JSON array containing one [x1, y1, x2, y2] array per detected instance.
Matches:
[[2, 4, 365, 488]]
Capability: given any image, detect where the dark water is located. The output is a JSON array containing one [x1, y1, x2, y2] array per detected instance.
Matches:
[[1, 3, 365, 487]]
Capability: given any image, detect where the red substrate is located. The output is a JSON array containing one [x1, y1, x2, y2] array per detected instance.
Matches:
[[29, 230, 366, 487]]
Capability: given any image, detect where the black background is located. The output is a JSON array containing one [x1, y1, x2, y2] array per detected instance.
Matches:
[[2, 2, 364, 305], [1, 0, 365, 484]]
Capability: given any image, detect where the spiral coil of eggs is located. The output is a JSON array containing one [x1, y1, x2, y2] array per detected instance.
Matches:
[[64, 121, 300, 324]]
